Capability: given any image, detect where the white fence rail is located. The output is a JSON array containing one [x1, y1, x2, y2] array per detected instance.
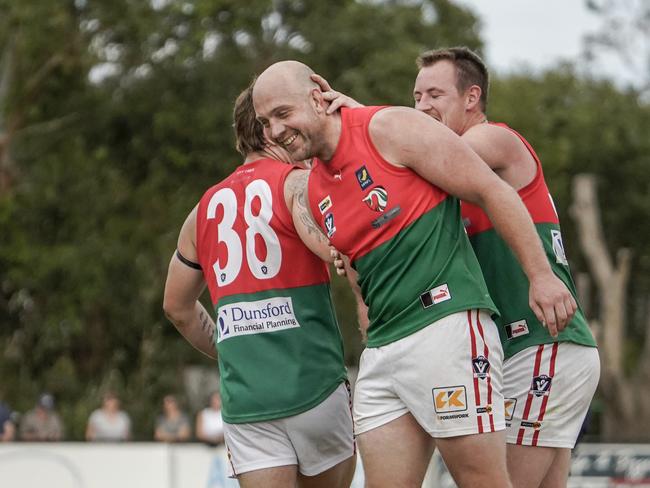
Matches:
[[1, 442, 649, 488]]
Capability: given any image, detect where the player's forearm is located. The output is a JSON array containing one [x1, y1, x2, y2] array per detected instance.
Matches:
[[166, 301, 217, 359], [479, 182, 554, 280]]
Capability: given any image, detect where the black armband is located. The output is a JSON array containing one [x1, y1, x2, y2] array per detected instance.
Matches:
[[176, 249, 202, 270]]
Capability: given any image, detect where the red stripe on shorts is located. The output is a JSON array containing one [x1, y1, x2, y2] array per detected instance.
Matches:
[[476, 311, 495, 432], [532, 342, 559, 446], [468, 311, 483, 434], [516, 344, 545, 445]]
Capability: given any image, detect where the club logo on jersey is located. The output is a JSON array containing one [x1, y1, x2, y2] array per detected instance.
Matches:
[[324, 213, 336, 238], [318, 195, 333, 214], [504, 398, 517, 421], [362, 186, 388, 212], [355, 165, 373, 190], [472, 355, 491, 379], [371, 205, 401, 229], [551, 230, 568, 265], [216, 297, 301, 343], [505, 319, 530, 339], [420, 283, 452, 308], [531, 374, 553, 397], [433, 386, 467, 414], [521, 420, 542, 430]]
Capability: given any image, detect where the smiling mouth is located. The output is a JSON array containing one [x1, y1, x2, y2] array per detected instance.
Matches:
[[280, 134, 298, 147]]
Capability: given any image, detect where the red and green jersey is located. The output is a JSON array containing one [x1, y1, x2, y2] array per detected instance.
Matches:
[[196, 158, 346, 423], [461, 123, 596, 359], [308, 106, 497, 348]]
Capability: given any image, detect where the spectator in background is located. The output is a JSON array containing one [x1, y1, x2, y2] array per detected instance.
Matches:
[[86, 391, 131, 441], [0, 395, 16, 442], [195, 391, 224, 446], [154, 394, 191, 443], [19, 393, 64, 441]]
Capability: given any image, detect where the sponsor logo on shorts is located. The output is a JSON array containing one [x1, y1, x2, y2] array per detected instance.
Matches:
[[472, 355, 491, 379], [355, 165, 373, 190], [324, 213, 336, 238], [433, 386, 467, 417], [531, 374, 553, 397], [520, 420, 542, 430], [476, 404, 493, 415], [318, 195, 332, 214], [504, 398, 517, 421], [216, 297, 300, 343], [551, 229, 569, 266], [362, 186, 388, 212], [420, 283, 452, 308], [371, 206, 401, 229], [505, 319, 529, 339]]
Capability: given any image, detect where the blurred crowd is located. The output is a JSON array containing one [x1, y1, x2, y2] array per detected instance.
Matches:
[[0, 391, 223, 444]]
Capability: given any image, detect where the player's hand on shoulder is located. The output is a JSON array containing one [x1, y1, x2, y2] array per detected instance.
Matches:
[[528, 272, 578, 337], [310, 73, 364, 115]]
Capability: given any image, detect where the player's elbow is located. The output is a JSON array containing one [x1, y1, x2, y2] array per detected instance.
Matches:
[[163, 294, 187, 326]]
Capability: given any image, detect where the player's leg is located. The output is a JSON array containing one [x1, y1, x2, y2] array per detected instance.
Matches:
[[357, 413, 435, 488], [238, 466, 297, 488], [539, 448, 571, 488], [503, 342, 600, 488], [393, 310, 510, 488], [435, 430, 511, 487], [506, 445, 556, 488], [288, 382, 357, 488]]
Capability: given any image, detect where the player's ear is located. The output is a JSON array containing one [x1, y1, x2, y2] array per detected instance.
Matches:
[[466, 85, 482, 111], [310, 88, 327, 114]]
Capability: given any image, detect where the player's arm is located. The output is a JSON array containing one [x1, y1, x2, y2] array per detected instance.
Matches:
[[163, 206, 217, 359], [461, 124, 537, 190], [284, 168, 333, 263], [369, 107, 576, 335]]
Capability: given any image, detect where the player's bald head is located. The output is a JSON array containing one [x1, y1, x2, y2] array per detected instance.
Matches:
[[253, 60, 318, 103]]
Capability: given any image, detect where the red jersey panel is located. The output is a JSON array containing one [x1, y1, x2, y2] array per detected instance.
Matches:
[[461, 122, 559, 236], [196, 158, 329, 304], [308, 106, 448, 263]]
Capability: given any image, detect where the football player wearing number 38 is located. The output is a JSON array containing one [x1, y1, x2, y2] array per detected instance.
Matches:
[[163, 83, 355, 488]]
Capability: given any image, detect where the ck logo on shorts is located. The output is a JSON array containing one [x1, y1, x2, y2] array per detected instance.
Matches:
[[504, 398, 517, 421], [472, 355, 490, 379], [355, 165, 373, 190], [531, 374, 553, 397], [521, 420, 542, 430], [432, 386, 467, 413]]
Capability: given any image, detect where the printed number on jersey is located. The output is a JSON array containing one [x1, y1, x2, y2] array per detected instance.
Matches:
[[207, 180, 281, 286]]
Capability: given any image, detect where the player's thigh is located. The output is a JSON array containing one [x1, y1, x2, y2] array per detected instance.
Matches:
[[286, 382, 356, 478], [503, 343, 599, 448], [392, 310, 505, 438], [507, 444, 557, 488], [539, 448, 571, 488], [238, 465, 297, 488], [357, 412, 435, 488], [297, 454, 356, 488], [435, 430, 511, 488]]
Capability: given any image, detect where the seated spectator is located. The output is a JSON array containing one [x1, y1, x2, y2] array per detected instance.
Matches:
[[154, 395, 191, 443], [0, 396, 16, 442], [195, 391, 223, 445], [86, 391, 131, 441], [19, 393, 64, 441]]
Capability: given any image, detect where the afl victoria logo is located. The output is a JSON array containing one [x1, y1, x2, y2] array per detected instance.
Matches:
[[362, 186, 388, 212]]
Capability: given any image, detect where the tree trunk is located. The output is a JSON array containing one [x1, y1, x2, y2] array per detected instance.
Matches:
[[570, 174, 650, 441]]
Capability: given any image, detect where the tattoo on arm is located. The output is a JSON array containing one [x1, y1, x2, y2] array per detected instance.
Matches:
[[290, 171, 328, 244], [199, 308, 217, 352]]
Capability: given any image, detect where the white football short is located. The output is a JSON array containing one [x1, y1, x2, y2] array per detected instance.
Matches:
[[503, 341, 600, 448], [224, 381, 355, 477], [353, 310, 505, 438]]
